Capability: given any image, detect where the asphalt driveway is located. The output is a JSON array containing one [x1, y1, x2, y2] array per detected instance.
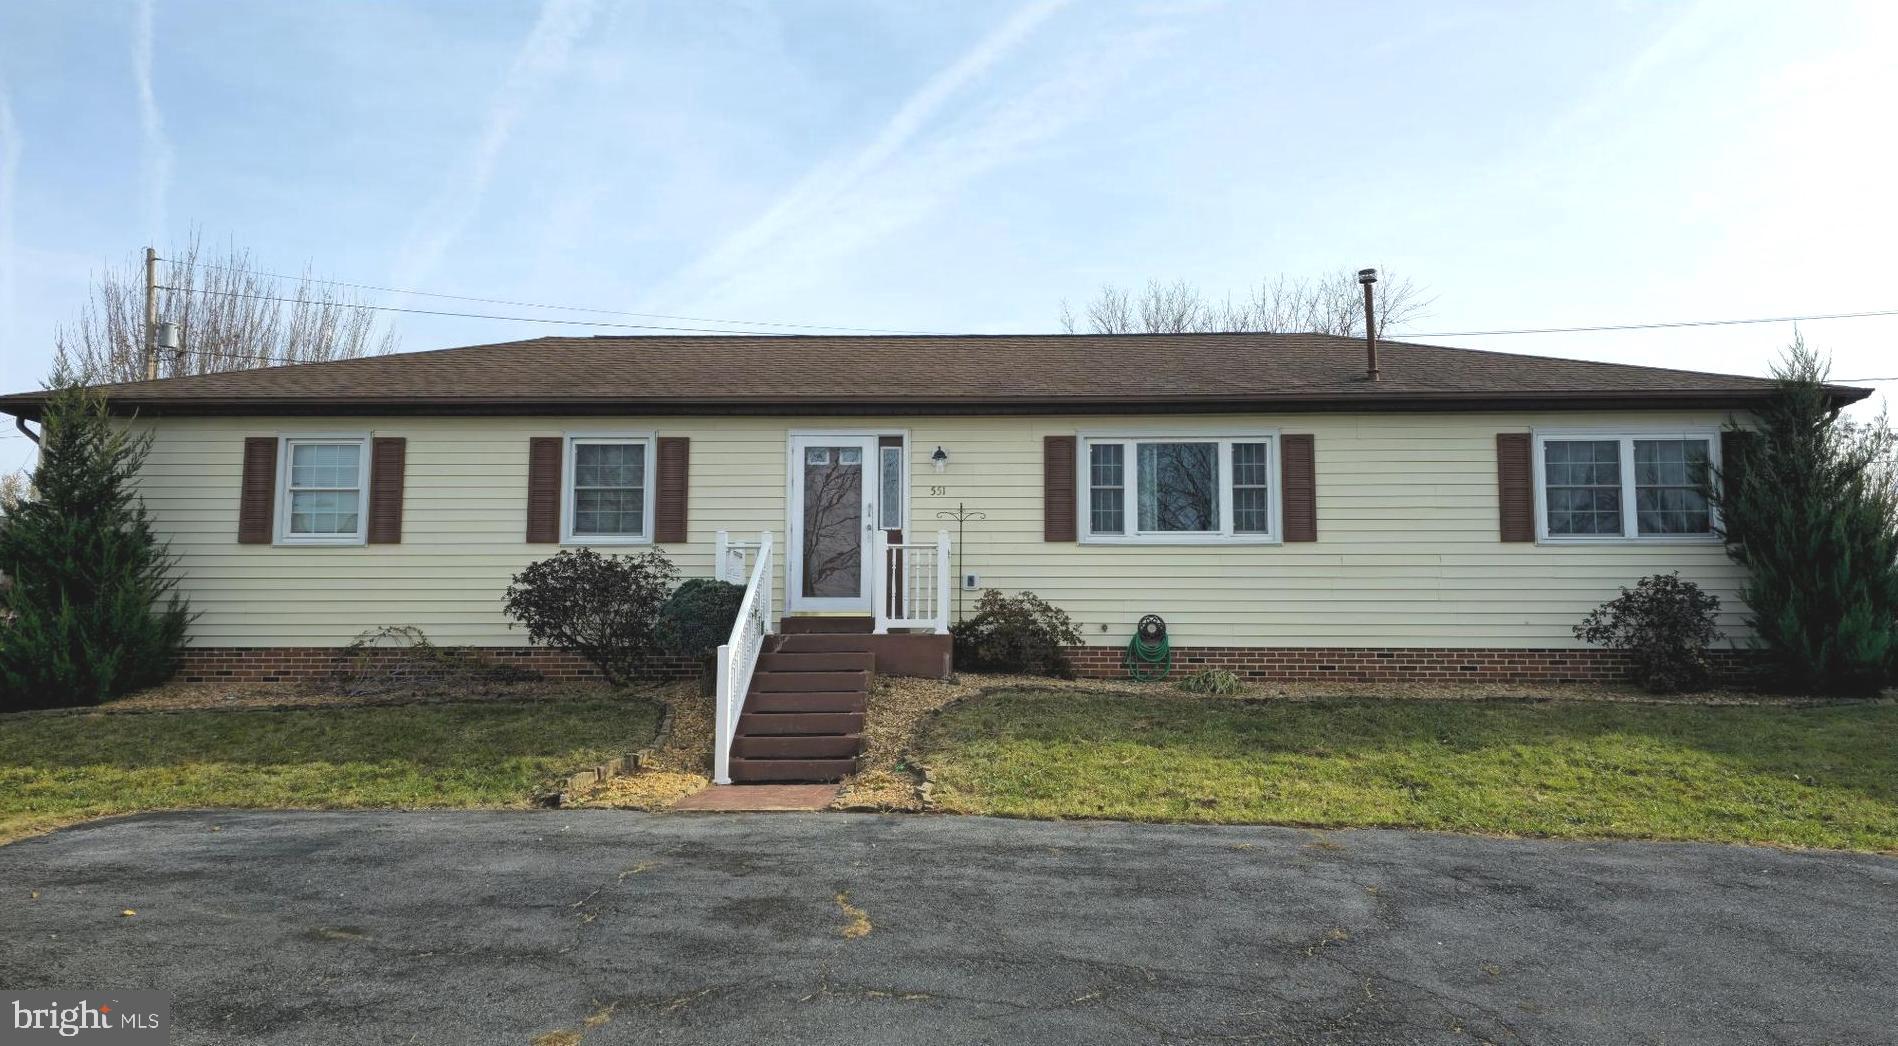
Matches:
[[1, 812, 1893, 1045]]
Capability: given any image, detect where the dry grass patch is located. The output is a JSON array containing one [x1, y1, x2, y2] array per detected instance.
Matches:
[[104, 676, 623, 714], [574, 680, 710, 810], [586, 770, 708, 809]]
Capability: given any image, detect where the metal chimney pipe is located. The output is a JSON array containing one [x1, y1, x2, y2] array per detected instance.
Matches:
[[1357, 267, 1379, 381]]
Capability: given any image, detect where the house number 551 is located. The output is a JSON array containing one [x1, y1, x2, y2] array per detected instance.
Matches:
[[929, 485, 947, 496]]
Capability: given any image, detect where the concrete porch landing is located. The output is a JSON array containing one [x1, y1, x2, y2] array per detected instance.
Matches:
[[671, 784, 841, 811]]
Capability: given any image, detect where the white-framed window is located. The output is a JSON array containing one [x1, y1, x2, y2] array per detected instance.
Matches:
[[277, 435, 369, 545], [1080, 433, 1279, 543], [1533, 429, 1721, 542], [562, 435, 653, 543]]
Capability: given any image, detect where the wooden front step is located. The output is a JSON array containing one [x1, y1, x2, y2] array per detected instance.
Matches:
[[770, 632, 953, 678], [737, 711, 865, 736], [756, 651, 874, 674], [750, 669, 868, 693], [777, 615, 874, 635], [746, 690, 867, 714], [730, 757, 860, 783], [734, 734, 862, 759]]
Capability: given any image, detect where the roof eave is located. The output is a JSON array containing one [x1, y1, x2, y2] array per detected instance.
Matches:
[[0, 384, 1862, 420]]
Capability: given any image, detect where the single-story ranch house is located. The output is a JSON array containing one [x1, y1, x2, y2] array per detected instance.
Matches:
[[0, 332, 1870, 780]]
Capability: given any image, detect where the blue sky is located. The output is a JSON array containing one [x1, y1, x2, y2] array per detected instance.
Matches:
[[1, 1, 1894, 471]]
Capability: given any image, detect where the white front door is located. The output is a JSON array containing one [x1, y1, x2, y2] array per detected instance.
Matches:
[[787, 435, 878, 613]]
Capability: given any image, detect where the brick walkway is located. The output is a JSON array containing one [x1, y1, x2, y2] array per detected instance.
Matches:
[[670, 784, 841, 811]]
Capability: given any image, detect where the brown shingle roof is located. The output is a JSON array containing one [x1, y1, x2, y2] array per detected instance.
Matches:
[[0, 333, 1867, 417]]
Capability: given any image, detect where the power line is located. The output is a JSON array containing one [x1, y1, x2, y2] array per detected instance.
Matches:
[[1392, 306, 1898, 339], [169, 259, 945, 337], [158, 285, 828, 336]]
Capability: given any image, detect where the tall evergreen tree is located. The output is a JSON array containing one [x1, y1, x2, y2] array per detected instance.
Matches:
[[1719, 336, 1898, 693], [0, 385, 192, 709]]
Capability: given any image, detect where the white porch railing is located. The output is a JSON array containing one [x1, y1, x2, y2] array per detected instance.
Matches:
[[872, 529, 951, 635], [713, 530, 772, 785], [713, 530, 766, 585]]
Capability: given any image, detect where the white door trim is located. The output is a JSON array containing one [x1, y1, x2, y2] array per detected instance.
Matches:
[[786, 434, 879, 614]]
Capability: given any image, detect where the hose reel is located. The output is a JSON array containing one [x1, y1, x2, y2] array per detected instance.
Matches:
[[1124, 613, 1172, 681]]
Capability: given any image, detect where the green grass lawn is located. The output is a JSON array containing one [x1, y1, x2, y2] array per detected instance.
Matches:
[[0, 697, 662, 843], [917, 690, 1898, 852]]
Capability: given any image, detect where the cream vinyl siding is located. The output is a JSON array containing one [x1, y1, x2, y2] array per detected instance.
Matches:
[[128, 411, 1748, 649]]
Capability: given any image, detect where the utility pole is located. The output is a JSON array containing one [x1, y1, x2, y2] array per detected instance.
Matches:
[[143, 246, 159, 381]]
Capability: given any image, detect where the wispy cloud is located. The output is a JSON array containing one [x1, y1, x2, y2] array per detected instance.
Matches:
[[649, 0, 1177, 313], [0, 75, 21, 356], [132, 0, 171, 243], [393, 0, 599, 289]]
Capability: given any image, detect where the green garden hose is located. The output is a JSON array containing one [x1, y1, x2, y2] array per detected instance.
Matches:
[[1125, 614, 1172, 681]]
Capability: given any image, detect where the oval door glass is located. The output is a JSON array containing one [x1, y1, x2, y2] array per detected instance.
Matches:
[[801, 444, 864, 598]]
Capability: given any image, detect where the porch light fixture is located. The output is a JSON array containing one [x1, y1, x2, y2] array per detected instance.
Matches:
[[931, 446, 949, 473]]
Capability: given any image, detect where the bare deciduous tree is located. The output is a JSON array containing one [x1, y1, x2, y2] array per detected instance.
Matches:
[[1059, 268, 1431, 338], [0, 470, 29, 515], [53, 233, 398, 384]]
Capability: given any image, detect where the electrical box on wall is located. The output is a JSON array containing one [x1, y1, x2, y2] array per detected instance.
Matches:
[[963, 573, 979, 590]]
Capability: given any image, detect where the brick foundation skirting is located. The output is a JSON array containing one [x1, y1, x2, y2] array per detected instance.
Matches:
[[1066, 645, 1755, 686], [181, 644, 1750, 689], [176, 646, 703, 685]]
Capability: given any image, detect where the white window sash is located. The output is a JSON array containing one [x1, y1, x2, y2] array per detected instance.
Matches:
[[275, 435, 370, 546], [561, 434, 655, 544], [1079, 433, 1280, 544], [1532, 429, 1722, 544]]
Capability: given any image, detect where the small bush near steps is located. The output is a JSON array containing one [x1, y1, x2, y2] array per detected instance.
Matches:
[[656, 578, 746, 659], [952, 589, 1082, 677], [1574, 572, 1722, 693]]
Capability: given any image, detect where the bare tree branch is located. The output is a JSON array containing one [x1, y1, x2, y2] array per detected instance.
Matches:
[[1062, 267, 1432, 337], [1085, 284, 1136, 335], [52, 231, 398, 384]]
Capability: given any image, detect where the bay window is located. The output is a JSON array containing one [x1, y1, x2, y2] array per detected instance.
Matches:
[[1082, 435, 1278, 542]]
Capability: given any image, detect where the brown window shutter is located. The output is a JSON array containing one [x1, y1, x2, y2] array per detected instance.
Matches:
[[367, 437, 406, 544], [654, 436, 689, 544], [238, 437, 278, 544], [1496, 432, 1535, 542], [1281, 434, 1317, 542], [1044, 435, 1077, 542], [526, 437, 562, 543]]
